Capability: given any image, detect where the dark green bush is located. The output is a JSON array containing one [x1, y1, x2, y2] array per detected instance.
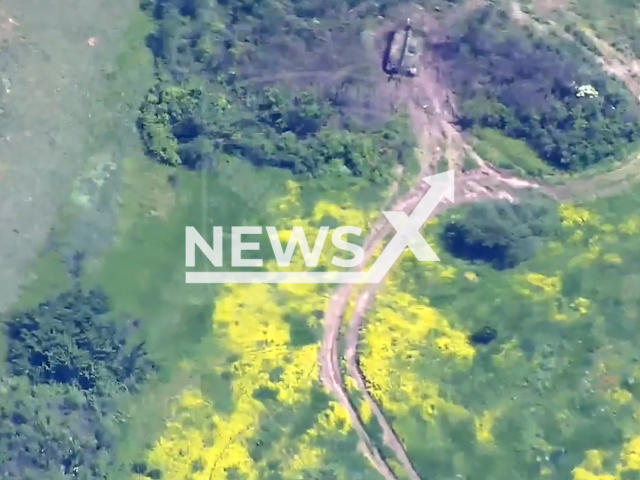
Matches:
[[0, 376, 118, 480], [441, 199, 561, 269], [5, 288, 156, 395], [1, 288, 158, 479]]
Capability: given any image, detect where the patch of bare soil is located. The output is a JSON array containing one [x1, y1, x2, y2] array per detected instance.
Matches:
[[364, 6, 485, 173]]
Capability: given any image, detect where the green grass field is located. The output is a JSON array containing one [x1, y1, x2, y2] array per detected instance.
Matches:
[[472, 128, 555, 178]]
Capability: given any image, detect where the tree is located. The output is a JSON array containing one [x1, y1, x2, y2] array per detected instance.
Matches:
[[5, 288, 156, 395], [0, 376, 118, 480], [1, 288, 158, 479], [441, 199, 561, 269]]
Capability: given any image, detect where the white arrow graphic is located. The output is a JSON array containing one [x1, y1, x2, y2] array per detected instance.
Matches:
[[186, 171, 454, 284], [361, 170, 454, 283]]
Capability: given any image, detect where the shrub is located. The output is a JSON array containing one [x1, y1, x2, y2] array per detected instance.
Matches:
[[5, 288, 156, 395], [441, 199, 561, 269]]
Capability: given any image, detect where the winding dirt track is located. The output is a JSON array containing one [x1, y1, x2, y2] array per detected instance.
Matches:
[[318, 164, 548, 480], [318, 158, 640, 480]]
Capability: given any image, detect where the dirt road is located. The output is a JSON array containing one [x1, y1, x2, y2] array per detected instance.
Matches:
[[318, 162, 549, 480], [318, 9, 559, 475], [317, 174, 434, 480]]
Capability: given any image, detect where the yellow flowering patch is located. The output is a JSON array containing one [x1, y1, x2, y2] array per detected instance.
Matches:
[[619, 216, 640, 235], [464, 271, 478, 282], [359, 398, 373, 423], [474, 409, 500, 445], [434, 331, 475, 360], [572, 450, 617, 480], [439, 266, 457, 280], [148, 387, 261, 480], [145, 186, 381, 480], [569, 243, 602, 268], [517, 272, 562, 299], [551, 294, 592, 323], [620, 435, 640, 472], [570, 297, 591, 316], [602, 253, 622, 265], [360, 269, 473, 431], [609, 388, 633, 405], [312, 200, 375, 227], [560, 204, 598, 227]]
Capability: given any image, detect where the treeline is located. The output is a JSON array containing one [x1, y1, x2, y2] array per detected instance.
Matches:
[[137, 0, 419, 181], [0, 288, 156, 479], [433, 6, 640, 171], [138, 82, 414, 180]]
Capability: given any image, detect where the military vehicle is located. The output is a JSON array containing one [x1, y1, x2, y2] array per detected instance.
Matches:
[[385, 18, 418, 78]]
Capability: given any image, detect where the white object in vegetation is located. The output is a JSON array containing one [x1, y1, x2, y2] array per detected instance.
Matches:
[[575, 84, 599, 98]]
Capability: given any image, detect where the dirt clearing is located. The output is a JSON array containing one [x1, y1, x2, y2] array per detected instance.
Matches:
[[364, 4, 484, 174]]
